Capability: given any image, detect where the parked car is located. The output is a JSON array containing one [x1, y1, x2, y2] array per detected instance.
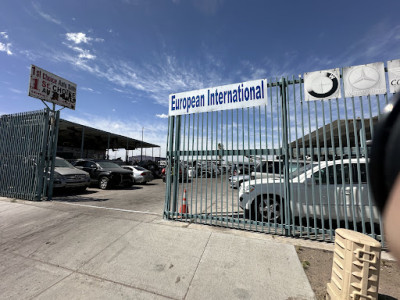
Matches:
[[231, 162, 256, 176], [121, 165, 154, 184], [250, 160, 307, 180], [228, 174, 251, 189], [138, 160, 162, 178], [73, 159, 133, 190], [53, 157, 90, 191], [238, 159, 379, 224], [162, 163, 188, 183]]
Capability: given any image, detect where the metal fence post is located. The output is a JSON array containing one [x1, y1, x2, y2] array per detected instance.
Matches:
[[171, 115, 181, 213], [280, 77, 291, 236]]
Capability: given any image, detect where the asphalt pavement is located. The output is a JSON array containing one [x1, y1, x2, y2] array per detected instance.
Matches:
[[0, 184, 315, 299]]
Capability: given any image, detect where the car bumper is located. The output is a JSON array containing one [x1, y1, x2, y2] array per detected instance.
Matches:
[[239, 192, 255, 210], [53, 179, 90, 189]]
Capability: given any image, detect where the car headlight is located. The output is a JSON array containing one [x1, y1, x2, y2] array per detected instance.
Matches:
[[54, 172, 64, 179], [243, 185, 255, 193]]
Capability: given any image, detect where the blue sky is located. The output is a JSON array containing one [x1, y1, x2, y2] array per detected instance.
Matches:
[[1, 0, 399, 158]]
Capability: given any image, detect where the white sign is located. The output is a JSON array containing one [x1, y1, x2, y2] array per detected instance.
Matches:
[[304, 68, 341, 101], [29, 65, 77, 110], [343, 62, 386, 97], [387, 59, 400, 94], [169, 79, 268, 116]]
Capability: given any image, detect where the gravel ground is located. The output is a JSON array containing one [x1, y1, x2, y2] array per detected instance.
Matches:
[[296, 247, 400, 300]]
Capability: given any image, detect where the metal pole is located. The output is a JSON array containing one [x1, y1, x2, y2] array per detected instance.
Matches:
[[141, 127, 144, 162], [80, 126, 85, 158], [107, 133, 110, 160], [126, 138, 129, 163]]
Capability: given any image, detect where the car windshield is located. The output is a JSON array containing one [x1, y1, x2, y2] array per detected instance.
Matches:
[[97, 161, 122, 168], [134, 166, 146, 171], [288, 163, 315, 179], [55, 158, 74, 168]]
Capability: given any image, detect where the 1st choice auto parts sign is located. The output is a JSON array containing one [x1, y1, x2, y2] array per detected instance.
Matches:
[[29, 65, 77, 110]]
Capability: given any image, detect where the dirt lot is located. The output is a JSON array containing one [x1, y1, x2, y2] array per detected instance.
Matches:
[[296, 247, 400, 299]]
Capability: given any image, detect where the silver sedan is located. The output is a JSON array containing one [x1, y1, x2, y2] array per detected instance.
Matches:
[[122, 165, 154, 184]]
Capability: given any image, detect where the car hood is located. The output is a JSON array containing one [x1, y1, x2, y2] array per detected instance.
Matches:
[[55, 167, 89, 176], [102, 167, 132, 174], [248, 177, 284, 186]]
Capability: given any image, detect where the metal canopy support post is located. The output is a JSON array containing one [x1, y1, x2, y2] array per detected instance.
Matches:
[[80, 126, 85, 158], [107, 133, 110, 159], [126, 138, 129, 163]]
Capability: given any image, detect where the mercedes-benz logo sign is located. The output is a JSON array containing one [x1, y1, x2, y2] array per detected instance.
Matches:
[[348, 66, 380, 90], [306, 72, 339, 98]]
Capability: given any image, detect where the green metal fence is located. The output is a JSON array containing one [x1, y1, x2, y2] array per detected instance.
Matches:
[[164, 67, 393, 244], [0, 108, 59, 201]]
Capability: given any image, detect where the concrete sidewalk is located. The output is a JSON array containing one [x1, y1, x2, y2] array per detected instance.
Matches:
[[0, 198, 315, 299]]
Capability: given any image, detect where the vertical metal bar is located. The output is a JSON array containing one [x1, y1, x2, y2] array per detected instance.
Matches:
[[280, 77, 290, 236], [306, 92, 317, 238], [247, 107, 252, 230], [328, 99, 341, 234], [225, 110, 228, 226], [258, 105, 264, 231], [47, 110, 60, 201], [80, 126, 85, 158], [342, 94, 357, 231], [241, 108, 245, 230], [335, 94, 349, 229], [321, 100, 333, 241], [313, 100, 325, 240], [172, 116, 181, 214], [299, 76, 310, 238], [210, 112, 214, 224], [190, 113, 195, 219], [205, 112, 209, 223], [164, 117, 173, 217], [195, 113, 199, 223], [36, 109, 50, 201]]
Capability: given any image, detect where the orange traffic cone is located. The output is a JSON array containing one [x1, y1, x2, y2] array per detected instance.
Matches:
[[179, 189, 189, 214]]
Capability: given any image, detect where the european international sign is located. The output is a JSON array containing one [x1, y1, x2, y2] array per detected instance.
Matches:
[[169, 79, 268, 116], [28, 65, 77, 110]]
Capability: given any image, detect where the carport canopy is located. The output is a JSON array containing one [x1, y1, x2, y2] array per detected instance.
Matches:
[[58, 119, 159, 158]]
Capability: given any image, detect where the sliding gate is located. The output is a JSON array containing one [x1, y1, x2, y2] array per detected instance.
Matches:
[[0, 108, 59, 201], [164, 67, 392, 244]]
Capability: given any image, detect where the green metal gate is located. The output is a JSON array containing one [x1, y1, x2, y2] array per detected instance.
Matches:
[[0, 108, 60, 201], [164, 67, 393, 244]]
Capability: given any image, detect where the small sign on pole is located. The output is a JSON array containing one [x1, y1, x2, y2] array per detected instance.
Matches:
[[28, 65, 77, 110]]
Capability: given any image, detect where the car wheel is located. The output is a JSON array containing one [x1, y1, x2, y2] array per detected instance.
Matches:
[[257, 195, 283, 223], [99, 177, 109, 190]]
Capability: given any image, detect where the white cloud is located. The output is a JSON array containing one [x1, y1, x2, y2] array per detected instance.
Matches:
[[80, 87, 101, 94], [0, 32, 8, 39], [9, 88, 23, 94], [0, 42, 12, 55], [156, 113, 168, 119], [32, 3, 61, 25], [65, 32, 104, 44], [65, 44, 96, 60], [66, 32, 92, 44]]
